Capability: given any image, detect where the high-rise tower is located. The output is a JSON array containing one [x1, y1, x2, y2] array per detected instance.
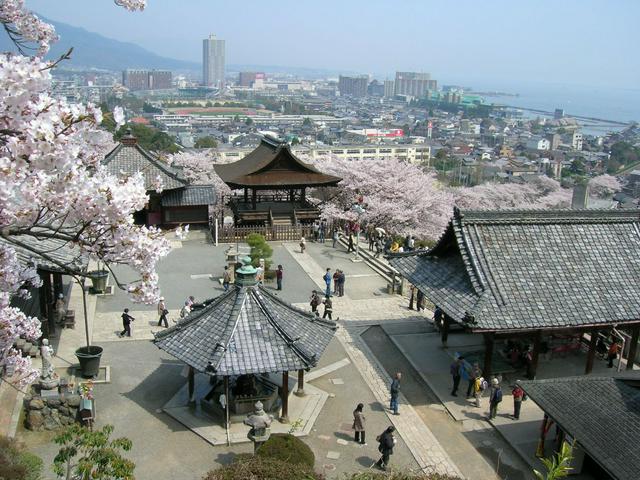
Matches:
[[203, 34, 225, 88]]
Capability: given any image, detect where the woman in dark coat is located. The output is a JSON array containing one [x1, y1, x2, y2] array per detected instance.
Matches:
[[375, 425, 396, 471], [352, 403, 366, 445]]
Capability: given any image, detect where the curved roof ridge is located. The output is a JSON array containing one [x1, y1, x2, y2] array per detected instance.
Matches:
[[456, 208, 640, 224]]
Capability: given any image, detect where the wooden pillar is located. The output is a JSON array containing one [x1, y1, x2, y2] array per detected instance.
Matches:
[[483, 333, 495, 378], [626, 326, 640, 370], [536, 414, 549, 458], [244, 188, 248, 203], [280, 371, 289, 423], [529, 331, 542, 380], [301, 187, 306, 203], [441, 315, 450, 346], [295, 369, 305, 397], [585, 329, 598, 374], [53, 272, 63, 298], [38, 270, 49, 339], [188, 366, 195, 403], [289, 189, 294, 203], [43, 271, 55, 338], [224, 376, 230, 430], [251, 189, 257, 210]]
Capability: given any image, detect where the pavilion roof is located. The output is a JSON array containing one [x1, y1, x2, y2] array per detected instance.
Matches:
[[389, 208, 640, 333], [520, 375, 640, 480], [103, 133, 187, 191], [153, 285, 336, 376], [214, 136, 341, 189], [0, 232, 88, 274]]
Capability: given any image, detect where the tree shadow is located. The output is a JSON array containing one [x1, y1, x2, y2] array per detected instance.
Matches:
[[368, 401, 385, 412], [334, 431, 353, 442], [214, 451, 240, 466]]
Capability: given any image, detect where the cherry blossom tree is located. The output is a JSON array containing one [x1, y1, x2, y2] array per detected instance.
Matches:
[[166, 150, 231, 206], [1, 0, 161, 386], [308, 154, 572, 243], [452, 176, 572, 210], [589, 174, 621, 199], [306, 154, 454, 240]]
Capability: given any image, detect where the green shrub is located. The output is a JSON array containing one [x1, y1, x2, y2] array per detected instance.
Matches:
[[256, 433, 314, 468], [202, 455, 321, 480], [0, 436, 43, 480], [245, 233, 273, 271]]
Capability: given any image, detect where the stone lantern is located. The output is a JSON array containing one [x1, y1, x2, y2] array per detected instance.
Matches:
[[244, 400, 273, 452]]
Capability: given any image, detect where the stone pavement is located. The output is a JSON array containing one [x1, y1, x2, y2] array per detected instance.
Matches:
[[289, 240, 463, 478]]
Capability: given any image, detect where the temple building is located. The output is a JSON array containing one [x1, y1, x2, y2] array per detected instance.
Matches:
[[103, 131, 216, 226], [153, 257, 336, 439], [215, 136, 341, 227], [390, 208, 640, 378]]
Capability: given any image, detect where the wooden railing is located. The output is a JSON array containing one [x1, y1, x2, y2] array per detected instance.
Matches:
[[218, 224, 316, 243]]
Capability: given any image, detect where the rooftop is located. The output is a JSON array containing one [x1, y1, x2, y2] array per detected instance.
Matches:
[[520, 375, 640, 480], [390, 208, 640, 332]]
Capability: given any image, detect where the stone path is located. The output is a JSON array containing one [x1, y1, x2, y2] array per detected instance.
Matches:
[[288, 242, 463, 478]]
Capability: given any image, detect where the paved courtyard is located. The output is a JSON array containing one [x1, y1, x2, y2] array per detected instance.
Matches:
[[16, 232, 615, 479]]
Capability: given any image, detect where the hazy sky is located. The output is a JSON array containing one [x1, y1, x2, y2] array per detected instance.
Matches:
[[27, 0, 640, 89]]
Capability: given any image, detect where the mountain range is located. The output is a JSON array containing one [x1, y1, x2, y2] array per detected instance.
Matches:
[[0, 17, 200, 72], [0, 17, 362, 78]]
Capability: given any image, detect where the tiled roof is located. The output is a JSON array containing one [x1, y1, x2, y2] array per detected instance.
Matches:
[[153, 285, 336, 375], [103, 143, 187, 191], [0, 233, 87, 274], [215, 136, 341, 189], [389, 208, 640, 332], [161, 185, 217, 207], [520, 376, 640, 480]]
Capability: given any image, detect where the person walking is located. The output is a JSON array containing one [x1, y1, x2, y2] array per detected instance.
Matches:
[[180, 300, 191, 319], [450, 356, 464, 396], [607, 341, 620, 368], [310, 290, 320, 313], [389, 372, 401, 415], [368, 230, 375, 251], [322, 295, 333, 320], [374, 237, 383, 258], [347, 232, 355, 253], [467, 362, 481, 399], [473, 375, 486, 408], [337, 270, 346, 297], [352, 403, 366, 445], [416, 289, 425, 312], [313, 222, 319, 242], [408, 285, 415, 310], [319, 221, 326, 243], [512, 382, 524, 420], [374, 426, 396, 471], [120, 308, 135, 337], [323, 268, 332, 297], [276, 264, 283, 291], [333, 269, 340, 295], [157, 297, 168, 328], [222, 266, 231, 291], [332, 228, 339, 248], [488, 378, 503, 420], [408, 235, 415, 251], [433, 306, 443, 331], [300, 236, 306, 253]]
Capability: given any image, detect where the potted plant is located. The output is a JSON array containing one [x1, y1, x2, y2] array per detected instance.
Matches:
[[87, 261, 109, 294], [75, 277, 103, 378]]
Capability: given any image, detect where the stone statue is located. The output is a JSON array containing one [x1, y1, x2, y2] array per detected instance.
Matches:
[[244, 401, 273, 451], [39, 339, 59, 390], [40, 339, 54, 379]]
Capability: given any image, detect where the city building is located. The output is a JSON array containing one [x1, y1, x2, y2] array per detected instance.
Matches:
[[338, 75, 368, 97], [526, 137, 551, 151], [394, 71, 437, 97], [367, 79, 385, 96], [572, 131, 583, 151], [122, 70, 172, 91], [203, 34, 225, 88], [216, 143, 431, 166], [383, 80, 395, 98], [238, 71, 265, 87]]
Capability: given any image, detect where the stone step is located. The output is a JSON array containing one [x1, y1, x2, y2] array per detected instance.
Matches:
[[15, 338, 26, 349]]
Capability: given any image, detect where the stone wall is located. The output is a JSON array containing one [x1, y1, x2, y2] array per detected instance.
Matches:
[[24, 392, 81, 431]]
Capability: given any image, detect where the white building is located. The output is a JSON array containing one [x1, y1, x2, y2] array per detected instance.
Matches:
[[572, 131, 583, 151], [526, 137, 551, 151], [202, 34, 225, 88], [217, 144, 431, 166]]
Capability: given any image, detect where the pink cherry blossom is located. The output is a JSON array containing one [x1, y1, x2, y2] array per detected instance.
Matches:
[[589, 174, 621, 199]]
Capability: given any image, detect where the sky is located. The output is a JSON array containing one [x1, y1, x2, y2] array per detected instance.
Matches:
[[27, 0, 640, 90]]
